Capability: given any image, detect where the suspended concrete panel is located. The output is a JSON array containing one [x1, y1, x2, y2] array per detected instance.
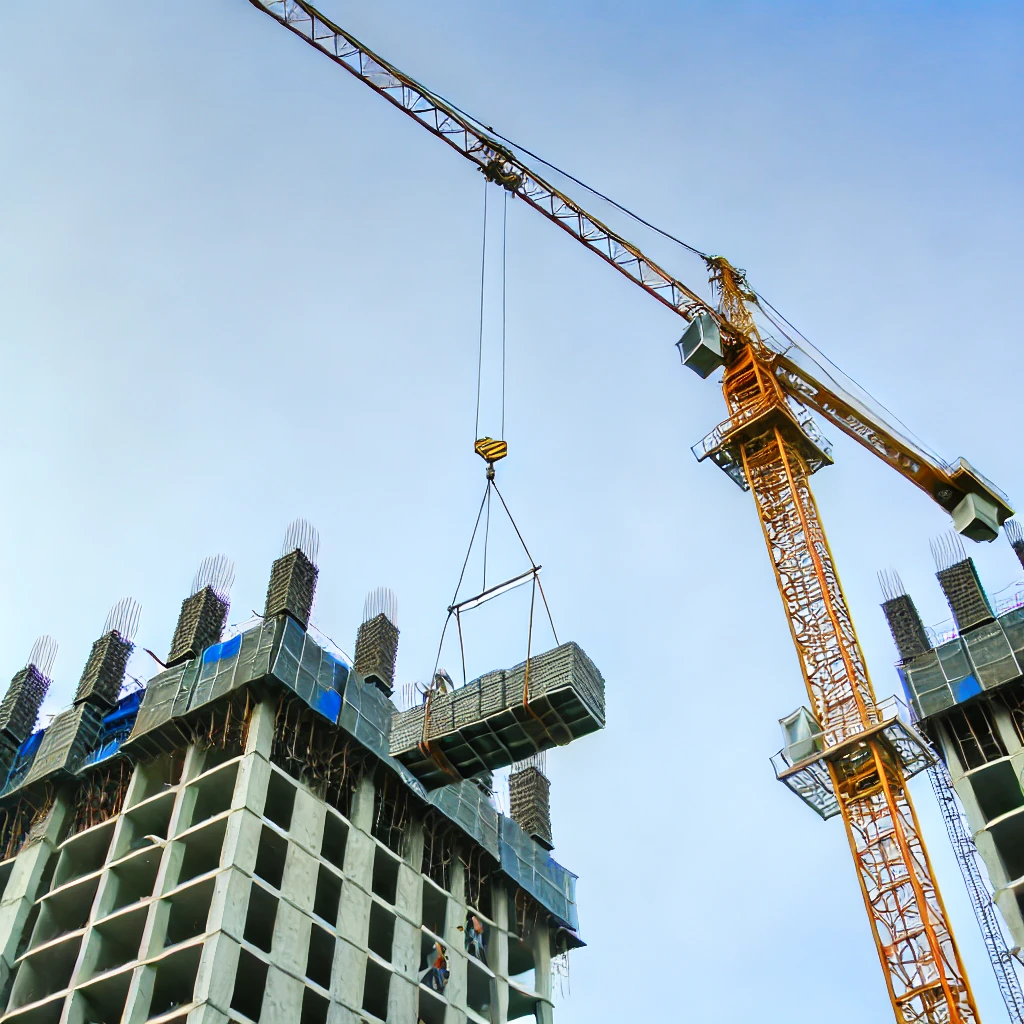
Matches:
[[390, 642, 605, 789]]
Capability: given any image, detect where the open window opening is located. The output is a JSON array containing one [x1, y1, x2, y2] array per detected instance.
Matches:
[[367, 901, 395, 963], [84, 904, 146, 977], [300, 987, 330, 1024], [418, 987, 447, 1024], [164, 876, 214, 948], [8, 933, 82, 1008], [244, 881, 279, 953], [51, 819, 115, 889], [254, 825, 289, 890], [361, 959, 391, 1021], [944, 702, 1007, 770], [371, 846, 399, 905], [174, 817, 226, 886], [371, 774, 410, 855], [230, 948, 268, 1021], [467, 959, 493, 1017], [129, 751, 185, 806], [147, 942, 202, 1018], [312, 864, 341, 926], [264, 769, 296, 832], [31, 875, 99, 947], [69, 967, 132, 1024], [320, 810, 347, 869], [99, 847, 160, 917], [116, 790, 174, 858], [184, 761, 238, 829], [305, 922, 335, 990], [422, 879, 447, 937]]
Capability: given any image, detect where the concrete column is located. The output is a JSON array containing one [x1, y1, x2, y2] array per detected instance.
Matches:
[[443, 854, 468, 1013], [533, 924, 554, 1024], [193, 930, 242, 1012], [0, 796, 68, 1001], [490, 880, 509, 1024], [993, 704, 1024, 758], [245, 696, 278, 760]]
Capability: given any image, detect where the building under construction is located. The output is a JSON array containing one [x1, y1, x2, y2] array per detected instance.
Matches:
[[882, 528, 1024, 974], [0, 526, 605, 1024]]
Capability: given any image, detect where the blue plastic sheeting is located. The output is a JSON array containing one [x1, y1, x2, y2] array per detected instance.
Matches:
[[80, 690, 144, 769], [204, 633, 242, 664], [1, 731, 44, 796], [498, 814, 579, 932], [125, 622, 583, 933], [271, 617, 349, 720]]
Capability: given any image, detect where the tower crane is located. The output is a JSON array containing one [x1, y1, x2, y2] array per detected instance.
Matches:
[[246, 2, 1015, 1020]]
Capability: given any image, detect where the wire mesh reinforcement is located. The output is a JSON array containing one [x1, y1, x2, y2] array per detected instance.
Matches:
[[264, 549, 318, 629], [508, 765, 552, 850], [0, 667, 50, 745], [353, 612, 399, 694], [936, 559, 994, 633], [74, 632, 133, 708], [882, 594, 932, 662]]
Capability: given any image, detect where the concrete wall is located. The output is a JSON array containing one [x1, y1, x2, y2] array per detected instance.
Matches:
[[0, 698, 559, 1024]]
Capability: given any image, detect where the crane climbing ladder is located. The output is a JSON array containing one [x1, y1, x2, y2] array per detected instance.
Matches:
[[925, 749, 1024, 1021]]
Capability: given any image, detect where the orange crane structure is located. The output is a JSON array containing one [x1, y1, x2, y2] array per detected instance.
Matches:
[[246, 3, 1015, 1020]]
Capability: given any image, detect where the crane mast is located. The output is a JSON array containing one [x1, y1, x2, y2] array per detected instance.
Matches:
[[246, 2, 1013, 1019], [722, 343, 975, 1021]]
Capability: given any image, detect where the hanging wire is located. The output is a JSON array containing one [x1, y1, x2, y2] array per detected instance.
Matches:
[[501, 188, 508, 440], [474, 180, 489, 442]]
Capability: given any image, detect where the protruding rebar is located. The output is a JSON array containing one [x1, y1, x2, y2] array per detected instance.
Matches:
[[878, 569, 907, 604], [1007, 519, 1024, 570], [930, 532, 967, 572], [103, 597, 141, 642], [190, 555, 235, 601], [282, 518, 320, 566], [512, 751, 548, 776], [363, 587, 398, 627], [26, 636, 57, 678]]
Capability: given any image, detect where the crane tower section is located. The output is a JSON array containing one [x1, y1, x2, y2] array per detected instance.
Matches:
[[718, 346, 977, 1023]]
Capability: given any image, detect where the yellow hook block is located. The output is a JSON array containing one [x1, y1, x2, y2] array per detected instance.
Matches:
[[474, 437, 508, 463]]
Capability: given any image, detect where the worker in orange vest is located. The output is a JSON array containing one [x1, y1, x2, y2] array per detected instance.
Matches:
[[427, 941, 449, 993]]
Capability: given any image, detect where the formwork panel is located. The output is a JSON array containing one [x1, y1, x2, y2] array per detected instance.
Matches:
[[390, 642, 605, 789]]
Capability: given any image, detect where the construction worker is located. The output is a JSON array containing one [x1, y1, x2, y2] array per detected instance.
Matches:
[[465, 912, 486, 961], [426, 941, 448, 993]]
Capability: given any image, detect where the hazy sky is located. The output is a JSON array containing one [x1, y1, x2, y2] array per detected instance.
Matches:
[[2, 2, 1023, 1021]]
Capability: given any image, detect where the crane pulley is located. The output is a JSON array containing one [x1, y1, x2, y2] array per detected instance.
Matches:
[[246, 2, 1014, 1019]]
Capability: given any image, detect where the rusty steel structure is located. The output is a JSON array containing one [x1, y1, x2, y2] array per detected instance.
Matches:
[[246, 2, 1017, 1019]]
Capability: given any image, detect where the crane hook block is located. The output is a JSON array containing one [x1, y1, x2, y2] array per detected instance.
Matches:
[[677, 313, 725, 379], [475, 437, 508, 463]]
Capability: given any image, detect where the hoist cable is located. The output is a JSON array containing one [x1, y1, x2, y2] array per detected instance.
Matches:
[[473, 180, 488, 441], [436, 92, 709, 260], [501, 189, 508, 440]]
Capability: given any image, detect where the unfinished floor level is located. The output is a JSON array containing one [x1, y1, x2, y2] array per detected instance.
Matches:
[[0, 535, 603, 1023]]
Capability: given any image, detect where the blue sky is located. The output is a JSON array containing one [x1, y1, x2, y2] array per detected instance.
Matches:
[[2, 1, 1022, 1020]]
